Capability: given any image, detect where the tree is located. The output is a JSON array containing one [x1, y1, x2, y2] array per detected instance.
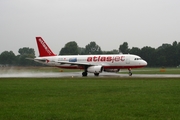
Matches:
[[157, 43, 171, 50], [78, 47, 86, 55], [140, 46, 156, 67], [84, 41, 102, 54], [129, 47, 141, 56], [17, 47, 36, 66], [102, 49, 119, 54], [59, 41, 78, 55], [153, 42, 180, 67], [119, 42, 129, 54], [0, 51, 16, 65], [18, 47, 35, 56], [172, 41, 177, 47]]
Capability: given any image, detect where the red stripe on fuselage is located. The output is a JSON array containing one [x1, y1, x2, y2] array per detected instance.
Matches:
[[57, 65, 146, 69]]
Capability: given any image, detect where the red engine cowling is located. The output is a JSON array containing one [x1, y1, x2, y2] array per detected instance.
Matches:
[[87, 66, 103, 73], [104, 69, 120, 72]]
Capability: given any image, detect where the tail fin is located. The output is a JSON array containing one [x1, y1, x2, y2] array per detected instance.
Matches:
[[36, 37, 56, 57]]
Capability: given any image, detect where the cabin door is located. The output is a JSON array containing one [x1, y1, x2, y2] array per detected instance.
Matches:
[[126, 56, 130, 64]]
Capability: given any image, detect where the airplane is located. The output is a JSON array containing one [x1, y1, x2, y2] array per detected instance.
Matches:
[[32, 37, 147, 77]]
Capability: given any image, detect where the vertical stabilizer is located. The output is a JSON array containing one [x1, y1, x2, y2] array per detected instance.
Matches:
[[36, 37, 56, 57]]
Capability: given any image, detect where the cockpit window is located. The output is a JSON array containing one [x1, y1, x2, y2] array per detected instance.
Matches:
[[134, 58, 142, 60]]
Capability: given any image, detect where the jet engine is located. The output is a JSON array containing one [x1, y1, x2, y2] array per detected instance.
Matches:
[[104, 69, 120, 72], [87, 66, 103, 73]]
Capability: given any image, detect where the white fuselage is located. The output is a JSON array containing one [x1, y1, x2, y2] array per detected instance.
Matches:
[[35, 54, 147, 70]]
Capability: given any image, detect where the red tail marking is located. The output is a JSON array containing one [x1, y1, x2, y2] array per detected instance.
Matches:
[[36, 37, 56, 57]]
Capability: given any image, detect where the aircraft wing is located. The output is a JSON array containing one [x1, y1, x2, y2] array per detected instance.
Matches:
[[26, 58, 48, 63], [58, 61, 97, 66], [26, 58, 35, 60]]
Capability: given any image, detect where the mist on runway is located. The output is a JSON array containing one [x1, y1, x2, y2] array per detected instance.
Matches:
[[0, 67, 77, 78], [0, 67, 180, 78]]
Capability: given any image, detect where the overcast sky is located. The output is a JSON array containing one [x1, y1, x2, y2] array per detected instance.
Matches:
[[1, 0, 180, 55]]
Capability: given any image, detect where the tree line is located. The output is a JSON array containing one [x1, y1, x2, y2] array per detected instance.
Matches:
[[0, 47, 39, 67], [0, 41, 180, 67]]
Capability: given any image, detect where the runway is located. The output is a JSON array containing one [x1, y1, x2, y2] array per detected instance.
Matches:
[[0, 71, 180, 78]]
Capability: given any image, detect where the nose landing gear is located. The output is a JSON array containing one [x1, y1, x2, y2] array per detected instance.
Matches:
[[128, 68, 132, 76]]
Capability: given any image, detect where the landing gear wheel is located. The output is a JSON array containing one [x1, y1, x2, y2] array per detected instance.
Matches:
[[82, 72, 88, 77], [129, 72, 132, 76], [94, 73, 99, 76], [128, 68, 132, 76]]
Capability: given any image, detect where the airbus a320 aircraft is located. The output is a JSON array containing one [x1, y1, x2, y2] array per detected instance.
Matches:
[[32, 37, 147, 76]]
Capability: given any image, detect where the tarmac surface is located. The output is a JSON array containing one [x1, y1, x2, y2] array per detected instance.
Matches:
[[0, 71, 180, 78]]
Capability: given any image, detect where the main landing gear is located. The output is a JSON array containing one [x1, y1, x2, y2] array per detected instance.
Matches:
[[82, 72, 100, 77], [94, 73, 99, 76], [128, 68, 132, 76], [82, 71, 88, 77]]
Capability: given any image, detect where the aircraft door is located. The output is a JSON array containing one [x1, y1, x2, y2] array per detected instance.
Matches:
[[126, 56, 130, 64]]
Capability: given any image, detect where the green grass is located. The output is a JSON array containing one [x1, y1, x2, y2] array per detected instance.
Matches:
[[0, 78, 180, 120]]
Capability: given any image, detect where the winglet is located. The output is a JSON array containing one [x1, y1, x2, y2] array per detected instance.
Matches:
[[36, 37, 56, 57]]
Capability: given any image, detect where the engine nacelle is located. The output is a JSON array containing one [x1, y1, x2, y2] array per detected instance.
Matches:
[[87, 66, 103, 73], [104, 69, 120, 72]]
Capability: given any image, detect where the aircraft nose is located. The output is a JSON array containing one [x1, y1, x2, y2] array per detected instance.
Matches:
[[143, 60, 148, 66]]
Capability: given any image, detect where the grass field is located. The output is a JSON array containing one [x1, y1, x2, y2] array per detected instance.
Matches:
[[0, 78, 180, 120]]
